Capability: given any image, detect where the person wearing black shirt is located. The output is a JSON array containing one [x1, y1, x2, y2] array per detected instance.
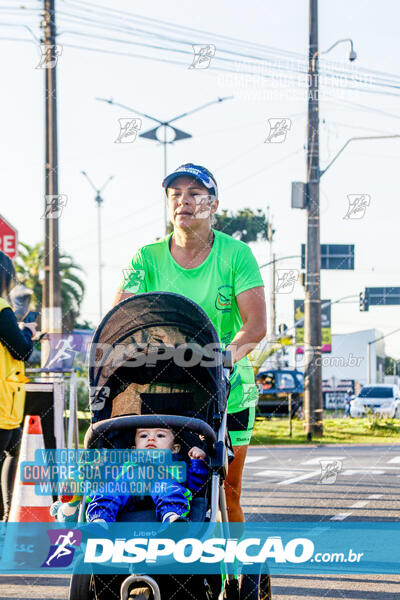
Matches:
[[0, 251, 35, 521]]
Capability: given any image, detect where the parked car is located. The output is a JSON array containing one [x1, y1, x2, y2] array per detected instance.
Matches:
[[256, 369, 304, 417], [350, 384, 400, 418]]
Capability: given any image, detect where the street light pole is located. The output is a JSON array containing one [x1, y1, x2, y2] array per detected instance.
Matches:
[[81, 172, 114, 322], [319, 135, 400, 178], [304, 0, 323, 439], [97, 96, 233, 235]]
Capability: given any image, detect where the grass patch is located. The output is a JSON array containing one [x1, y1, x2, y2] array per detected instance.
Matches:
[[251, 416, 400, 445]]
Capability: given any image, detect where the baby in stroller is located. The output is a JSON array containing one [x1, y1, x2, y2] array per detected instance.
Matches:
[[86, 426, 209, 524], [52, 426, 209, 525]]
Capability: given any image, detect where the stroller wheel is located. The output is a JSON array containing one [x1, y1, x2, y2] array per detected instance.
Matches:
[[69, 573, 96, 600]]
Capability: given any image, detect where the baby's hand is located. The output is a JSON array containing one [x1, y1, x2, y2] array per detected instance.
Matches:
[[188, 446, 206, 460]]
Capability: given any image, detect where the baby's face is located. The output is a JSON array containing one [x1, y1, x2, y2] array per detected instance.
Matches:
[[135, 428, 176, 451]]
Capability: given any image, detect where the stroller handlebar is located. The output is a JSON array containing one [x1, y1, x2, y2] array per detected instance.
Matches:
[[84, 414, 217, 449]]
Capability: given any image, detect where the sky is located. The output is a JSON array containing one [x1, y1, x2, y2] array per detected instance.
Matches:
[[1, 0, 400, 357]]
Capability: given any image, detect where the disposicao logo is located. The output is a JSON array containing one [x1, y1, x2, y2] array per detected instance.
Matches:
[[42, 529, 82, 568], [84, 536, 314, 565]]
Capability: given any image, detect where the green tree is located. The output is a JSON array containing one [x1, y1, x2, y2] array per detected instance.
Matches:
[[15, 242, 86, 332], [166, 208, 273, 243], [384, 356, 399, 376], [214, 208, 273, 243]]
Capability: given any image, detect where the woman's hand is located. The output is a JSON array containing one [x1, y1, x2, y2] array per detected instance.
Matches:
[[21, 322, 38, 337], [188, 446, 206, 460]]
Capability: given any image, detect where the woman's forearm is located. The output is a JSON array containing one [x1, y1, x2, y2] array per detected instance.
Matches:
[[0, 308, 33, 361], [226, 321, 266, 364]]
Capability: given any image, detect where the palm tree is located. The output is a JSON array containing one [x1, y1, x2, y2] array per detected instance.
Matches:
[[15, 242, 86, 331]]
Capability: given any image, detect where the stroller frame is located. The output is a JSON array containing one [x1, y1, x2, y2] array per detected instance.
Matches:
[[69, 292, 268, 600]]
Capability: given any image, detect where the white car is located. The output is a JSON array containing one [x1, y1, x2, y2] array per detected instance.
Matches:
[[350, 384, 400, 418]]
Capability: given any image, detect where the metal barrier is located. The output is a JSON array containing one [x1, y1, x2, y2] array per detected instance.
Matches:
[[25, 368, 80, 450]]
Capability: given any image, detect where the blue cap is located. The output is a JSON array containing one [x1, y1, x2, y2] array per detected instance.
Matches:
[[162, 163, 218, 198]]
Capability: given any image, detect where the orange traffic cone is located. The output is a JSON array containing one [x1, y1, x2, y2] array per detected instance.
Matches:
[[8, 415, 55, 522]]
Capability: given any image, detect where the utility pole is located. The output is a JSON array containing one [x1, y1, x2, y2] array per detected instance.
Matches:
[[272, 252, 280, 368], [42, 0, 62, 365], [266, 207, 275, 342], [304, 0, 323, 438], [271, 252, 277, 342]]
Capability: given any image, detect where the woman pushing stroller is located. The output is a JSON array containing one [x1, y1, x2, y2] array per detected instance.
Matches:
[[115, 163, 266, 523]]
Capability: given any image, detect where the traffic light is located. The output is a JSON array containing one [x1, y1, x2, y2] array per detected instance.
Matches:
[[278, 323, 288, 335], [359, 291, 369, 312]]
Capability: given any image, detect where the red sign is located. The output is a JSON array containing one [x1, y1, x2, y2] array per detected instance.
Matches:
[[0, 215, 18, 259]]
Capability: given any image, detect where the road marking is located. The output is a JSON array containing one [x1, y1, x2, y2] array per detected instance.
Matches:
[[245, 456, 266, 464], [301, 456, 345, 465], [350, 500, 369, 509], [330, 512, 352, 521], [277, 471, 320, 485], [329, 494, 382, 522], [387, 456, 400, 463], [255, 470, 296, 478]]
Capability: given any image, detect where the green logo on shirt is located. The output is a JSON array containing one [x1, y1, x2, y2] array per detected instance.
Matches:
[[215, 285, 232, 313], [122, 268, 145, 292]]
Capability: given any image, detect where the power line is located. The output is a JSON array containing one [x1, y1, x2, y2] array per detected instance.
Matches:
[[52, 13, 400, 93], [323, 94, 400, 120], [224, 147, 304, 191], [54, 3, 400, 90], [4, 7, 400, 95], [5, 0, 400, 91], [6, 30, 400, 102], [62, 0, 306, 59]]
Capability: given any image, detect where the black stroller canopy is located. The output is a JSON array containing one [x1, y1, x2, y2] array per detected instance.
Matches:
[[88, 292, 227, 424]]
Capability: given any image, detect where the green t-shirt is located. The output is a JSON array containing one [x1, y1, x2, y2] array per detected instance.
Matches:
[[121, 229, 264, 413]]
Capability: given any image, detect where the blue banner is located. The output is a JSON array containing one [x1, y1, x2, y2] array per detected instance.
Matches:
[[1, 522, 399, 575]]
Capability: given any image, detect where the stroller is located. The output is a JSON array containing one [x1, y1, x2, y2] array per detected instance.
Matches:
[[68, 292, 271, 600]]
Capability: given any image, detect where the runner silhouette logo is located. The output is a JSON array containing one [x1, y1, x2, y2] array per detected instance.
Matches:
[[42, 529, 82, 568]]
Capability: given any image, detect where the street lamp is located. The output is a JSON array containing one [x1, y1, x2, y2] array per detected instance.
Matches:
[[312, 38, 357, 71], [319, 135, 400, 178], [81, 171, 114, 322], [97, 96, 233, 235]]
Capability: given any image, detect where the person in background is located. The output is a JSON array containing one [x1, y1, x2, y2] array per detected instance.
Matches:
[[0, 251, 35, 521], [344, 388, 353, 418]]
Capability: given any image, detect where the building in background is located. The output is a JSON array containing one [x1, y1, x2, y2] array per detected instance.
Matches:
[[318, 329, 385, 387]]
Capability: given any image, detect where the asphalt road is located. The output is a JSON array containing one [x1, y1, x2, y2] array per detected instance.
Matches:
[[243, 445, 400, 599], [1, 444, 399, 599]]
